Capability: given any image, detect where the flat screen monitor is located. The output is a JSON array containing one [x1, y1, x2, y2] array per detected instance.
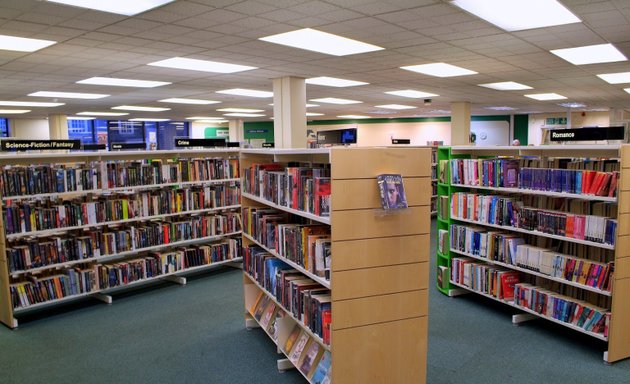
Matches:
[[317, 128, 357, 145]]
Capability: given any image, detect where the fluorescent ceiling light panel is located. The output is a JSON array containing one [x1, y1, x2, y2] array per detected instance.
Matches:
[[0, 34, 56, 52], [478, 81, 532, 90], [401, 62, 477, 77], [305, 76, 368, 87], [77, 77, 170, 88], [129, 118, 171, 122], [68, 116, 96, 120], [28, 91, 110, 99], [525, 93, 567, 100], [385, 90, 439, 98], [451, 0, 580, 31], [259, 28, 384, 56], [558, 102, 586, 108], [217, 108, 264, 113], [624, 88, 630, 95], [551, 44, 627, 65], [0, 109, 30, 114], [485, 106, 517, 111], [186, 116, 224, 120], [310, 97, 362, 105], [194, 120, 228, 124], [338, 115, 370, 119], [306, 112, 324, 116], [223, 113, 266, 117], [0, 101, 64, 107], [148, 57, 257, 73], [112, 105, 170, 112], [46, 0, 175, 16], [306, 104, 319, 108], [77, 111, 129, 116], [216, 89, 273, 98], [597, 72, 630, 84], [159, 98, 220, 105], [375, 104, 417, 110]]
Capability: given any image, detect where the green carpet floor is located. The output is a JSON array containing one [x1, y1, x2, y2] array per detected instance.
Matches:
[[0, 220, 629, 383]]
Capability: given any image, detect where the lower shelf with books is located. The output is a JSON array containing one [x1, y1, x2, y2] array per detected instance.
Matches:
[[244, 277, 332, 384]]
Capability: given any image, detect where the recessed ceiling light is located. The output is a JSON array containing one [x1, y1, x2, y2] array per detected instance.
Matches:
[[551, 43, 627, 65], [112, 105, 170, 112], [558, 102, 586, 108], [217, 108, 265, 113], [194, 119, 229, 124], [77, 111, 129, 116], [525, 93, 567, 100], [305, 76, 368, 87], [259, 28, 384, 56], [597, 72, 630, 84], [430, 110, 451, 114], [478, 81, 532, 90], [148, 57, 257, 73], [0, 34, 56, 52], [375, 104, 417, 110], [0, 101, 64, 107], [0, 109, 30, 114], [385, 90, 439, 98], [451, 0, 580, 31], [77, 77, 171, 88], [68, 116, 96, 120], [223, 113, 266, 117], [129, 118, 171, 122], [485, 106, 518, 111], [306, 103, 319, 108], [338, 115, 371, 119], [216, 88, 273, 98], [624, 88, 630, 95], [46, 0, 176, 16], [159, 98, 220, 105], [306, 112, 324, 116], [310, 97, 362, 105], [186, 116, 225, 120], [401, 62, 477, 77], [28, 91, 110, 99]]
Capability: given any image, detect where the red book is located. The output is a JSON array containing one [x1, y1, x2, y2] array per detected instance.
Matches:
[[607, 172, 619, 197], [322, 309, 332, 345], [499, 272, 520, 300], [582, 171, 596, 194], [595, 173, 612, 196], [588, 172, 606, 195]]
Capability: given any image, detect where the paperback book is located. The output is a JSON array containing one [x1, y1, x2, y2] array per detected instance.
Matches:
[[377, 174, 408, 210]]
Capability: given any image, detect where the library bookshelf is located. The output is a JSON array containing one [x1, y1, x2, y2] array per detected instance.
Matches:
[[431, 146, 438, 216], [0, 149, 243, 328], [436, 144, 630, 363], [240, 147, 432, 383]]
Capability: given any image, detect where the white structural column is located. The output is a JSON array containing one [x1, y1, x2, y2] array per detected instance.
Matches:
[[228, 119, 244, 143], [272, 76, 306, 148], [451, 102, 471, 145], [48, 114, 68, 139]]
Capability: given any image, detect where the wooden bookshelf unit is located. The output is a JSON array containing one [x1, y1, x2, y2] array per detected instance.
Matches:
[[436, 144, 630, 363], [0, 149, 243, 328], [241, 147, 432, 383]]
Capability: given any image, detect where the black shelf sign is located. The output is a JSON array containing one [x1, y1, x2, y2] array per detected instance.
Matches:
[[1, 139, 80, 151], [82, 144, 106, 151], [262, 142, 275, 148], [110, 142, 146, 150], [549, 126, 625, 142], [391, 139, 411, 144], [174, 138, 227, 147]]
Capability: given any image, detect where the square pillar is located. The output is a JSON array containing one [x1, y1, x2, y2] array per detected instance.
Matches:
[[273, 76, 306, 148], [451, 102, 471, 145]]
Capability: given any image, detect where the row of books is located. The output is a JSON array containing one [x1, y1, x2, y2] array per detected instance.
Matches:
[[244, 246, 331, 344], [451, 257, 520, 300], [0, 157, 239, 198], [10, 241, 241, 309], [243, 162, 331, 217], [3, 184, 239, 235], [450, 224, 613, 291], [514, 283, 610, 336], [6, 213, 242, 272], [243, 207, 331, 280], [450, 192, 617, 245], [448, 157, 619, 197]]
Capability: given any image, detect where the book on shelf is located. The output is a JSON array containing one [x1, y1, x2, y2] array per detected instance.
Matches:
[[438, 229, 448, 254], [267, 309, 283, 342], [299, 339, 325, 378], [377, 174, 408, 210], [288, 330, 311, 363], [438, 160, 448, 184], [437, 265, 449, 291], [284, 324, 301, 353], [259, 300, 277, 330], [253, 295, 271, 322], [311, 350, 332, 384]]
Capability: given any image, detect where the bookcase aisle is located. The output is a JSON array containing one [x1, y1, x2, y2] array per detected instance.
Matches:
[[435, 144, 630, 363], [240, 147, 431, 383], [0, 149, 243, 328]]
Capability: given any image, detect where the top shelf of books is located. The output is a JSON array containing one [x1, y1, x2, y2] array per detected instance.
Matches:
[[450, 145, 621, 159]]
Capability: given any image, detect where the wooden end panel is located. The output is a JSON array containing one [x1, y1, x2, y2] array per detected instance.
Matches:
[[331, 317, 427, 384], [620, 168, 630, 191], [622, 146, 630, 168], [0, 258, 15, 327], [332, 262, 428, 301], [607, 277, 630, 363], [333, 290, 427, 330], [331, 205, 430, 241], [331, 147, 431, 179], [332, 234, 429, 271], [616, 257, 630, 280], [331, 177, 431, 210], [619, 192, 630, 213], [616, 235, 630, 259], [618, 213, 630, 237]]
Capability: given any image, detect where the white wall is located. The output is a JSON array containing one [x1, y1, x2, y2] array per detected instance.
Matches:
[[9, 119, 49, 139], [471, 120, 510, 146]]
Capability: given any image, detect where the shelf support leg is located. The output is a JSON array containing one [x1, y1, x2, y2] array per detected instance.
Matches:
[[92, 293, 112, 304], [226, 261, 243, 270], [277, 358, 295, 372], [512, 313, 537, 325], [603, 351, 611, 365], [448, 288, 469, 297], [245, 315, 260, 330], [162, 275, 187, 285]]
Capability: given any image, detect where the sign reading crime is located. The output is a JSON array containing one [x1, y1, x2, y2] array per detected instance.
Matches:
[[174, 138, 227, 147], [1, 139, 80, 151], [549, 126, 625, 142]]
